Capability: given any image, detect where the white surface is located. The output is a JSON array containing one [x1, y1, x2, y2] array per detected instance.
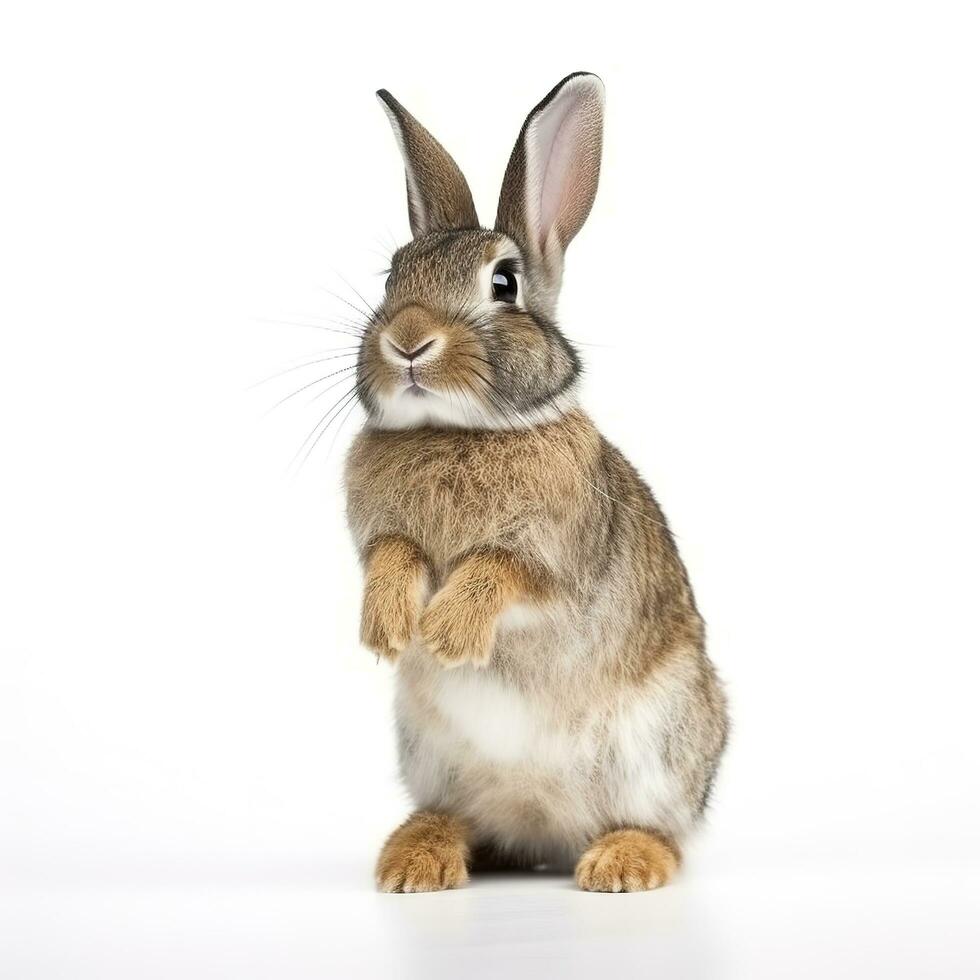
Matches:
[[3, 848, 978, 979], [2, 1, 980, 977]]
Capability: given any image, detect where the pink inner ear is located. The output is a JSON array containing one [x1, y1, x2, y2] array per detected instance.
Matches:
[[532, 87, 591, 250], [538, 102, 579, 241]]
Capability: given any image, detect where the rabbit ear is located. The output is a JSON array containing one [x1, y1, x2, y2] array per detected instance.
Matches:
[[495, 73, 604, 292], [376, 90, 479, 237]]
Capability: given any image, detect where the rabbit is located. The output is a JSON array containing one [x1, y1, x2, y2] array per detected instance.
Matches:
[[344, 72, 728, 893]]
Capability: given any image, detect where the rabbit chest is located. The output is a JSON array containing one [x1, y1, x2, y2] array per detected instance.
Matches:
[[345, 419, 599, 574]]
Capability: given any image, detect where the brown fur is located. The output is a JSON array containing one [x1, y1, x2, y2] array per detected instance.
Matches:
[[347, 410, 702, 685], [348, 411, 604, 587]]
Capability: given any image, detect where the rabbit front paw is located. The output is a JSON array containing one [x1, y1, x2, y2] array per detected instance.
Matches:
[[360, 578, 423, 661], [419, 586, 495, 668]]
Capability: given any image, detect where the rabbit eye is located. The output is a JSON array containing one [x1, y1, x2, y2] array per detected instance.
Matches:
[[491, 265, 518, 304]]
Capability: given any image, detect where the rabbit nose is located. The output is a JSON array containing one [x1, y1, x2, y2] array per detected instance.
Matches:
[[380, 332, 443, 367], [391, 338, 436, 361]]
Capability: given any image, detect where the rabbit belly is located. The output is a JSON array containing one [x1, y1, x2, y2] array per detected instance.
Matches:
[[394, 653, 698, 866]]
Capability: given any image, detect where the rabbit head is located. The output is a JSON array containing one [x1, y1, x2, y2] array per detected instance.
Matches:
[[357, 73, 604, 430]]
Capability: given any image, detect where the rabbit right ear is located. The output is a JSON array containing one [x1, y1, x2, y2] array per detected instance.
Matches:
[[495, 73, 605, 303], [376, 90, 479, 238]]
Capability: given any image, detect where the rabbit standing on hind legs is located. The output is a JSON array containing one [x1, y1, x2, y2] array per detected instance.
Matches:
[[344, 73, 728, 893]]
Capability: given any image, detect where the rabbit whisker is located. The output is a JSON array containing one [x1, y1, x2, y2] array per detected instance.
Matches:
[[334, 271, 388, 327], [290, 367, 379, 474], [264, 364, 358, 416], [318, 284, 383, 327], [248, 349, 361, 389], [253, 316, 365, 339], [288, 381, 363, 473]]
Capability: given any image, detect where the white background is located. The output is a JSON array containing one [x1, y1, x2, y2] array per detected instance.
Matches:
[[2, 1, 979, 977]]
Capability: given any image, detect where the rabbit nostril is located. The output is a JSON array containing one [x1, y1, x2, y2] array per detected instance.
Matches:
[[387, 337, 437, 362], [408, 339, 436, 360]]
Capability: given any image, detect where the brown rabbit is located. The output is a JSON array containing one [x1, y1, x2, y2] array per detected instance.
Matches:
[[345, 73, 728, 892]]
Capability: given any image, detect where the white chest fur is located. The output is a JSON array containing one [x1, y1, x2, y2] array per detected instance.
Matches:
[[430, 667, 583, 769]]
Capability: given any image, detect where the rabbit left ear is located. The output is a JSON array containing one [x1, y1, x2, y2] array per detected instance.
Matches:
[[376, 90, 479, 238], [495, 73, 604, 292]]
